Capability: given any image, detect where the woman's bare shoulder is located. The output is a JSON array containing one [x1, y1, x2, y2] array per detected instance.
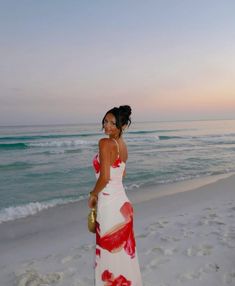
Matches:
[[98, 138, 112, 149]]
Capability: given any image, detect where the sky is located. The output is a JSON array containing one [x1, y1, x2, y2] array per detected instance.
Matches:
[[1, 0, 235, 125]]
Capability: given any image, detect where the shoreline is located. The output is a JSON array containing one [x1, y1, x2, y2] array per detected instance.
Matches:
[[129, 171, 234, 204], [0, 173, 235, 285], [0, 171, 233, 226]]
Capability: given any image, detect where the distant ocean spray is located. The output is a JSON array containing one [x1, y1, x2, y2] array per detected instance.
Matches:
[[0, 120, 235, 223]]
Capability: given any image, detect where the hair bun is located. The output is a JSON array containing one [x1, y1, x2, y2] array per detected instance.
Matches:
[[119, 105, 132, 117]]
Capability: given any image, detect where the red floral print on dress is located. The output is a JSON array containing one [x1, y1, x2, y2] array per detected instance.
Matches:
[[96, 248, 101, 257], [93, 154, 100, 174], [112, 157, 122, 168], [102, 270, 131, 286], [93, 154, 122, 174], [96, 202, 136, 258], [95, 247, 101, 268]]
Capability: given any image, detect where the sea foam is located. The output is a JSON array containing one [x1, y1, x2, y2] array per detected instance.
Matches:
[[0, 197, 85, 223]]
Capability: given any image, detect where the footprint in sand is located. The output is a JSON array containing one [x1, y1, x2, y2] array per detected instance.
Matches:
[[227, 213, 235, 218], [207, 212, 219, 218], [172, 236, 181, 242], [224, 272, 235, 284], [176, 221, 188, 227], [177, 212, 188, 217], [185, 244, 213, 256], [160, 235, 181, 242], [199, 263, 220, 274], [177, 270, 202, 282], [79, 244, 94, 251], [198, 215, 226, 226], [146, 256, 171, 269], [146, 246, 179, 256], [225, 205, 235, 218], [61, 255, 74, 264], [15, 268, 64, 286], [182, 229, 195, 238], [147, 220, 169, 232], [177, 263, 220, 283], [71, 243, 94, 257], [203, 207, 214, 211], [142, 280, 170, 286], [219, 227, 235, 248], [74, 277, 94, 286], [210, 230, 221, 236], [211, 219, 226, 226], [136, 232, 150, 239]]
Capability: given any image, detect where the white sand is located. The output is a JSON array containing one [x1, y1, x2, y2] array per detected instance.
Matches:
[[0, 174, 235, 286]]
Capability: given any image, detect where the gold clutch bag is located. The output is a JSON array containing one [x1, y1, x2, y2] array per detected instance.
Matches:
[[88, 207, 97, 233]]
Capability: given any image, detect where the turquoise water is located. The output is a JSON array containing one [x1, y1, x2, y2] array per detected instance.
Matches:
[[0, 119, 235, 222]]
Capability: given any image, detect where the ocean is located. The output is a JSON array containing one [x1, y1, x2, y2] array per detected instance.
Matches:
[[0, 119, 235, 223]]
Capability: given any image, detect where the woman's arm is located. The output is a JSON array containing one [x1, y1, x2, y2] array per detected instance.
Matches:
[[88, 138, 111, 208]]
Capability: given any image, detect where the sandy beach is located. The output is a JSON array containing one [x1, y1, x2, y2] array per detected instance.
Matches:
[[1, 1, 235, 285], [0, 173, 235, 286]]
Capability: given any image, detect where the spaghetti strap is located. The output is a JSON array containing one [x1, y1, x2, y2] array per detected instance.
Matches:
[[112, 138, 119, 155]]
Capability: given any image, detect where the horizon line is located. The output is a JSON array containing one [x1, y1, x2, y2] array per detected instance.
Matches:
[[1, 117, 235, 128]]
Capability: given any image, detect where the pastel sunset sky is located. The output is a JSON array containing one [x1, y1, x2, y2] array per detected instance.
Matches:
[[1, 0, 235, 125]]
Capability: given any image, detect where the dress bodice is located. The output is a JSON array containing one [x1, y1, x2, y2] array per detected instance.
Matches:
[[93, 153, 126, 184]]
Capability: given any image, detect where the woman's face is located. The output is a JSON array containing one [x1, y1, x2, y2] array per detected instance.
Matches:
[[103, 113, 120, 137]]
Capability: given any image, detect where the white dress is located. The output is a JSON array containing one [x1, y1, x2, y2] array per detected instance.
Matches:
[[93, 139, 142, 286]]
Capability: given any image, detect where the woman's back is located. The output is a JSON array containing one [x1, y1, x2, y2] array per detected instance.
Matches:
[[93, 138, 126, 184]]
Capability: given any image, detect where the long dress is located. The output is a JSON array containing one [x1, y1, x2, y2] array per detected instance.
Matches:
[[93, 139, 143, 286]]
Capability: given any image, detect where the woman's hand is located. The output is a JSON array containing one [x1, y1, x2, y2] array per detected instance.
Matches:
[[88, 193, 98, 208]]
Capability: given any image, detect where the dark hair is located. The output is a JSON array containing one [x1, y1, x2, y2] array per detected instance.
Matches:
[[102, 105, 132, 137]]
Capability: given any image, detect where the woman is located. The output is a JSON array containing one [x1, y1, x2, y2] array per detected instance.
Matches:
[[88, 105, 143, 286]]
